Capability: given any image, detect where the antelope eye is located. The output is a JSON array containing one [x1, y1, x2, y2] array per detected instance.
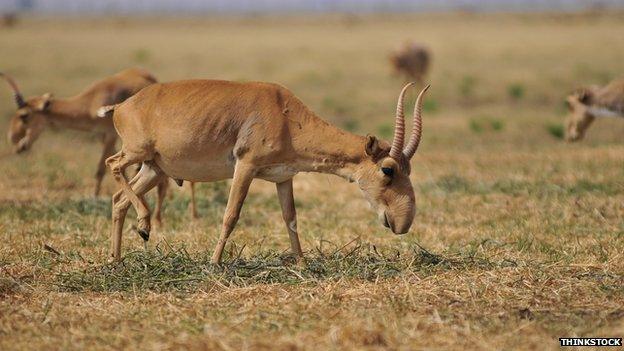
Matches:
[[18, 113, 29, 123], [381, 167, 394, 177]]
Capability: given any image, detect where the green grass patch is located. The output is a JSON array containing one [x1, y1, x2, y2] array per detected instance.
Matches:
[[376, 122, 394, 139], [459, 75, 476, 99], [133, 48, 151, 64], [469, 116, 505, 133], [490, 119, 504, 131], [322, 95, 352, 116], [0, 198, 111, 220], [55, 244, 496, 293], [507, 83, 525, 101], [422, 98, 438, 113], [469, 118, 484, 133], [420, 175, 622, 196], [547, 123, 565, 139], [342, 118, 360, 132]]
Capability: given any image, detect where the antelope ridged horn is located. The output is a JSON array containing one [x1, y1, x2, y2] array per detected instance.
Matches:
[[403, 85, 430, 160], [389, 82, 414, 160], [0, 72, 26, 108]]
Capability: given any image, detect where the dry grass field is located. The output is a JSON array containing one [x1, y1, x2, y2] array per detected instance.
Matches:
[[1, 12, 624, 350]]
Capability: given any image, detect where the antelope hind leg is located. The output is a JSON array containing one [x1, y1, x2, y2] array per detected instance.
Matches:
[[106, 150, 154, 237], [109, 161, 166, 261], [276, 179, 303, 262]]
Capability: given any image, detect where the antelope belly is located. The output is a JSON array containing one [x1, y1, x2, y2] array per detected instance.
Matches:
[[154, 152, 235, 182]]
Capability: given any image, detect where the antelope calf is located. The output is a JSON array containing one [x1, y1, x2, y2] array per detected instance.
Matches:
[[101, 80, 428, 264], [390, 42, 431, 85], [565, 78, 624, 142], [1, 69, 197, 224]]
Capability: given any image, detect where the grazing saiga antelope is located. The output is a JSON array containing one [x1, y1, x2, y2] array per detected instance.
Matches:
[[565, 78, 624, 142], [1, 68, 197, 224], [390, 42, 431, 85], [101, 79, 428, 264]]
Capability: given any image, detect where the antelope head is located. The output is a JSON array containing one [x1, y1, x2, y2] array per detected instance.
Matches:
[[357, 83, 428, 234], [2, 73, 53, 153], [564, 87, 596, 142]]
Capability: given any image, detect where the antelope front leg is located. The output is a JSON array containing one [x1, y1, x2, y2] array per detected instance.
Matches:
[[94, 134, 117, 197], [276, 179, 303, 260], [189, 182, 198, 219], [211, 162, 255, 264]]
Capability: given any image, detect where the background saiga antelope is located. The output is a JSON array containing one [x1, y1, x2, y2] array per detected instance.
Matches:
[[1, 68, 197, 225], [564, 78, 624, 142], [389, 41, 431, 86], [101, 80, 428, 264]]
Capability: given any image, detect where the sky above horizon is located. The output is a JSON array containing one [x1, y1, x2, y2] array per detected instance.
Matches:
[[2, 0, 623, 14]]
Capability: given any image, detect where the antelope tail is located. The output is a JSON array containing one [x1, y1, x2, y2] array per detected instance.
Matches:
[[97, 104, 117, 118]]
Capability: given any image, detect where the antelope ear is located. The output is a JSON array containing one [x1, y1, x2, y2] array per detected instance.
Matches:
[[36, 93, 53, 111], [365, 135, 379, 156], [365, 134, 390, 159]]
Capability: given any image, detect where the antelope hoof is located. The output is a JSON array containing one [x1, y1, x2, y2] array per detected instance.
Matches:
[[137, 217, 151, 241], [137, 228, 150, 242]]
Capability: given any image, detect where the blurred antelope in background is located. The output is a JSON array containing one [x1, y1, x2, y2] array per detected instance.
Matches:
[[565, 78, 624, 142], [1, 68, 197, 225], [100, 79, 428, 264], [0, 13, 17, 28], [389, 41, 431, 85]]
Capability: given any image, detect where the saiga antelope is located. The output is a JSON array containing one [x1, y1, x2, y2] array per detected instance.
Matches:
[[390, 42, 431, 86], [1, 13, 17, 28], [101, 80, 428, 264], [1, 68, 197, 224], [565, 78, 624, 142]]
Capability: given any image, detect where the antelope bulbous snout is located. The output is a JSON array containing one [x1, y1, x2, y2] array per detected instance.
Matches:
[[382, 210, 413, 235]]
